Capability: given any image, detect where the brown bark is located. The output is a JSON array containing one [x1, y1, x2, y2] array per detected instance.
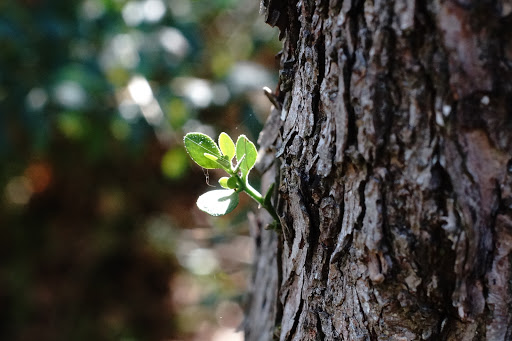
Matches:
[[246, 0, 512, 340]]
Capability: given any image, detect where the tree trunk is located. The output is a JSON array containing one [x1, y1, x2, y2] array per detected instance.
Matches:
[[245, 0, 512, 340]]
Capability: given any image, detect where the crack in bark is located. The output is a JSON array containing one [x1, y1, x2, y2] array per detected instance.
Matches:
[[315, 309, 327, 341], [355, 176, 367, 232]]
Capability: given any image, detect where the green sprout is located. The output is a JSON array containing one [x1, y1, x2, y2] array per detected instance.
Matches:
[[184, 132, 279, 222]]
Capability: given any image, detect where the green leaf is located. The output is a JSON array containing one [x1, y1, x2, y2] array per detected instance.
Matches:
[[219, 177, 230, 189], [184, 133, 223, 169], [218, 132, 235, 161], [227, 176, 238, 189], [218, 176, 238, 189], [196, 189, 240, 216], [235, 135, 258, 178]]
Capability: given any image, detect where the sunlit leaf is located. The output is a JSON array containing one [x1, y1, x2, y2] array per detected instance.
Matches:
[[235, 134, 257, 178], [219, 176, 238, 189], [218, 132, 235, 161], [184, 133, 222, 169], [219, 177, 230, 189], [196, 189, 239, 216], [227, 176, 238, 189]]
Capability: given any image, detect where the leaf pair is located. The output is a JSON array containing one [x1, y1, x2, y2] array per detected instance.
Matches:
[[183, 132, 258, 216]]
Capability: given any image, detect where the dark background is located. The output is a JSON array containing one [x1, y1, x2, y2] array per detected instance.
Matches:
[[0, 0, 279, 339]]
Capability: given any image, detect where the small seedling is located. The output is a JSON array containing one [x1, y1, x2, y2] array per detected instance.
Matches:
[[184, 132, 279, 223]]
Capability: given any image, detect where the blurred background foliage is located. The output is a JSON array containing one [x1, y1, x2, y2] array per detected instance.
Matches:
[[0, 0, 279, 340]]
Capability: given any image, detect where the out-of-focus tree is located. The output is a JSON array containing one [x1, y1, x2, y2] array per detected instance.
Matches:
[[0, 0, 279, 340]]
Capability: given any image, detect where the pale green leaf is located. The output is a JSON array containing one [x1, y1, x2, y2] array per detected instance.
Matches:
[[196, 189, 240, 216], [218, 132, 235, 161], [219, 177, 230, 189], [218, 176, 238, 189], [235, 135, 258, 178]]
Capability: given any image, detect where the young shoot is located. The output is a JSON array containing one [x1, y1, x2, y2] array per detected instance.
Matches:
[[183, 132, 279, 222]]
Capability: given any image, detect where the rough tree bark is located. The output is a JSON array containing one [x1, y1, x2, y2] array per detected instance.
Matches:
[[245, 0, 512, 340]]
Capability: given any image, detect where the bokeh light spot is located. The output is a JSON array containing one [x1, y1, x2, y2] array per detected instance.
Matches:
[[54, 81, 87, 109], [80, 0, 105, 20], [110, 119, 131, 140], [159, 27, 189, 60], [169, 0, 191, 18], [5, 176, 33, 205], [57, 112, 85, 139], [122, 1, 144, 26], [100, 34, 140, 70], [128, 76, 153, 106], [167, 97, 188, 129], [172, 77, 213, 108], [26, 87, 48, 111], [184, 248, 219, 275], [161, 147, 188, 179], [25, 162, 52, 194], [143, 0, 166, 23], [211, 328, 243, 341], [215, 301, 243, 328], [118, 99, 140, 121]]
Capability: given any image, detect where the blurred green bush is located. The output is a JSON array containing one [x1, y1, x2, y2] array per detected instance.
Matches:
[[0, 0, 279, 340]]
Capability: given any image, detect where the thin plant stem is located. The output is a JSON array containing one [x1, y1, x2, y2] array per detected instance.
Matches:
[[234, 174, 280, 222]]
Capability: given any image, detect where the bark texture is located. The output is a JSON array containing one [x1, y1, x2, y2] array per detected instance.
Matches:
[[246, 0, 512, 340]]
